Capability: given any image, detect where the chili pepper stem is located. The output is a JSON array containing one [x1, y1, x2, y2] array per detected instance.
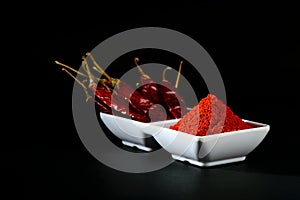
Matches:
[[175, 61, 183, 88], [55, 60, 88, 77], [162, 66, 172, 82], [86, 52, 112, 81], [61, 68, 92, 102], [82, 56, 97, 86], [134, 57, 151, 79], [92, 66, 120, 92], [92, 66, 103, 75]]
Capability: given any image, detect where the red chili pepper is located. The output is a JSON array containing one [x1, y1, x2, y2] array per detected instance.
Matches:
[[130, 57, 169, 122], [112, 82, 151, 122], [159, 83, 183, 119], [56, 55, 188, 123], [159, 63, 188, 119], [90, 81, 111, 106], [91, 81, 149, 122], [93, 81, 150, 122], [112, 80, 145, 115], [85, 53, 150, 122], [134, 57, 161, 103], [130, 87, 168, 122], [56, 58, 149, 122], [94, 100, 112, 114]]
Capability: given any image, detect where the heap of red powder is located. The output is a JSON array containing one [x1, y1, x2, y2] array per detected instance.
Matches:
[[169, 94, 252, 136]]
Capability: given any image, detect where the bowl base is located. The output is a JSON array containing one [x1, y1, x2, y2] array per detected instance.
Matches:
[[122, 141, 153, 152], [171, 155, 246, 167]]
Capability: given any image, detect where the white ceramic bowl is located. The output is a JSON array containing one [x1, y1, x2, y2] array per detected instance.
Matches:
[[100, 113, 160, 151], [143, 119, 270, 167]]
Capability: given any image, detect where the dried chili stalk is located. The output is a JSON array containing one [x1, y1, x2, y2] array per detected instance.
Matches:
[[55, 60, 113, 113], [159, 61, 188, 118]]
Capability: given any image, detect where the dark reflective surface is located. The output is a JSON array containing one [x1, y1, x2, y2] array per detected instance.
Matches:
[[8, 146, 299, 200]]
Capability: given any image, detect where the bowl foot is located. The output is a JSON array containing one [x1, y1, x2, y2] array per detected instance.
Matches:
[[171, 154, 246, 167], [122, 141, 153, 152]]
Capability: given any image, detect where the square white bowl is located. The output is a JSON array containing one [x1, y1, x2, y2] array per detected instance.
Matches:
[[100, 113, 160, 151], [143, 119, 270, 167]]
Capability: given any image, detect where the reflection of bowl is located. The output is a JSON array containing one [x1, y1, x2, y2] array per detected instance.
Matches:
[[100, 113, 160, 151], [143, 119, 270, 167]]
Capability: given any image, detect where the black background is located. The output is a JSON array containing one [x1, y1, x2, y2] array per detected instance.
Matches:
[[5, 2, 300, 200]]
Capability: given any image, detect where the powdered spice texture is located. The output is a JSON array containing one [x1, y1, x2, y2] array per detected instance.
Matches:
[[169, 94, 252, 136]]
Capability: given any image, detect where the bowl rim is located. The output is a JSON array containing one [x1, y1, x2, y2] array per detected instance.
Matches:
[[100, 112, 151, 126], [146, 119, 270, 142], [100, 112, 182, 126], [100, 112, 270, 142]]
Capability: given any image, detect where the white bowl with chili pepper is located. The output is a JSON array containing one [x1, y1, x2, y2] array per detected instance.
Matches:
[[100, 107, 193, 152], [100, 112, 161, 151]]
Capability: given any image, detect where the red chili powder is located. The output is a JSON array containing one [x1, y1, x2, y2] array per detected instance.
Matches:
[[169, 94, 252, 136]]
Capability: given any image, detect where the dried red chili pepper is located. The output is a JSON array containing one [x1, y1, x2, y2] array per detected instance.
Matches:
[[56, 58, 150, 122], [170, 94, 253, 136], [134, 57, 161, 103], [94, 81, 150, 122], [111, 81, 151, 122], [112, 80, 145, 115], [130, 57, 169, 122], [159, 62, 188, 119], [85, 53, 150, 122], [130, 88, 168, 122], [89, 83, 112, 113], [81, 56, 115, 113], [94, 100, 112, 114], [56, 54, 188, 123]]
